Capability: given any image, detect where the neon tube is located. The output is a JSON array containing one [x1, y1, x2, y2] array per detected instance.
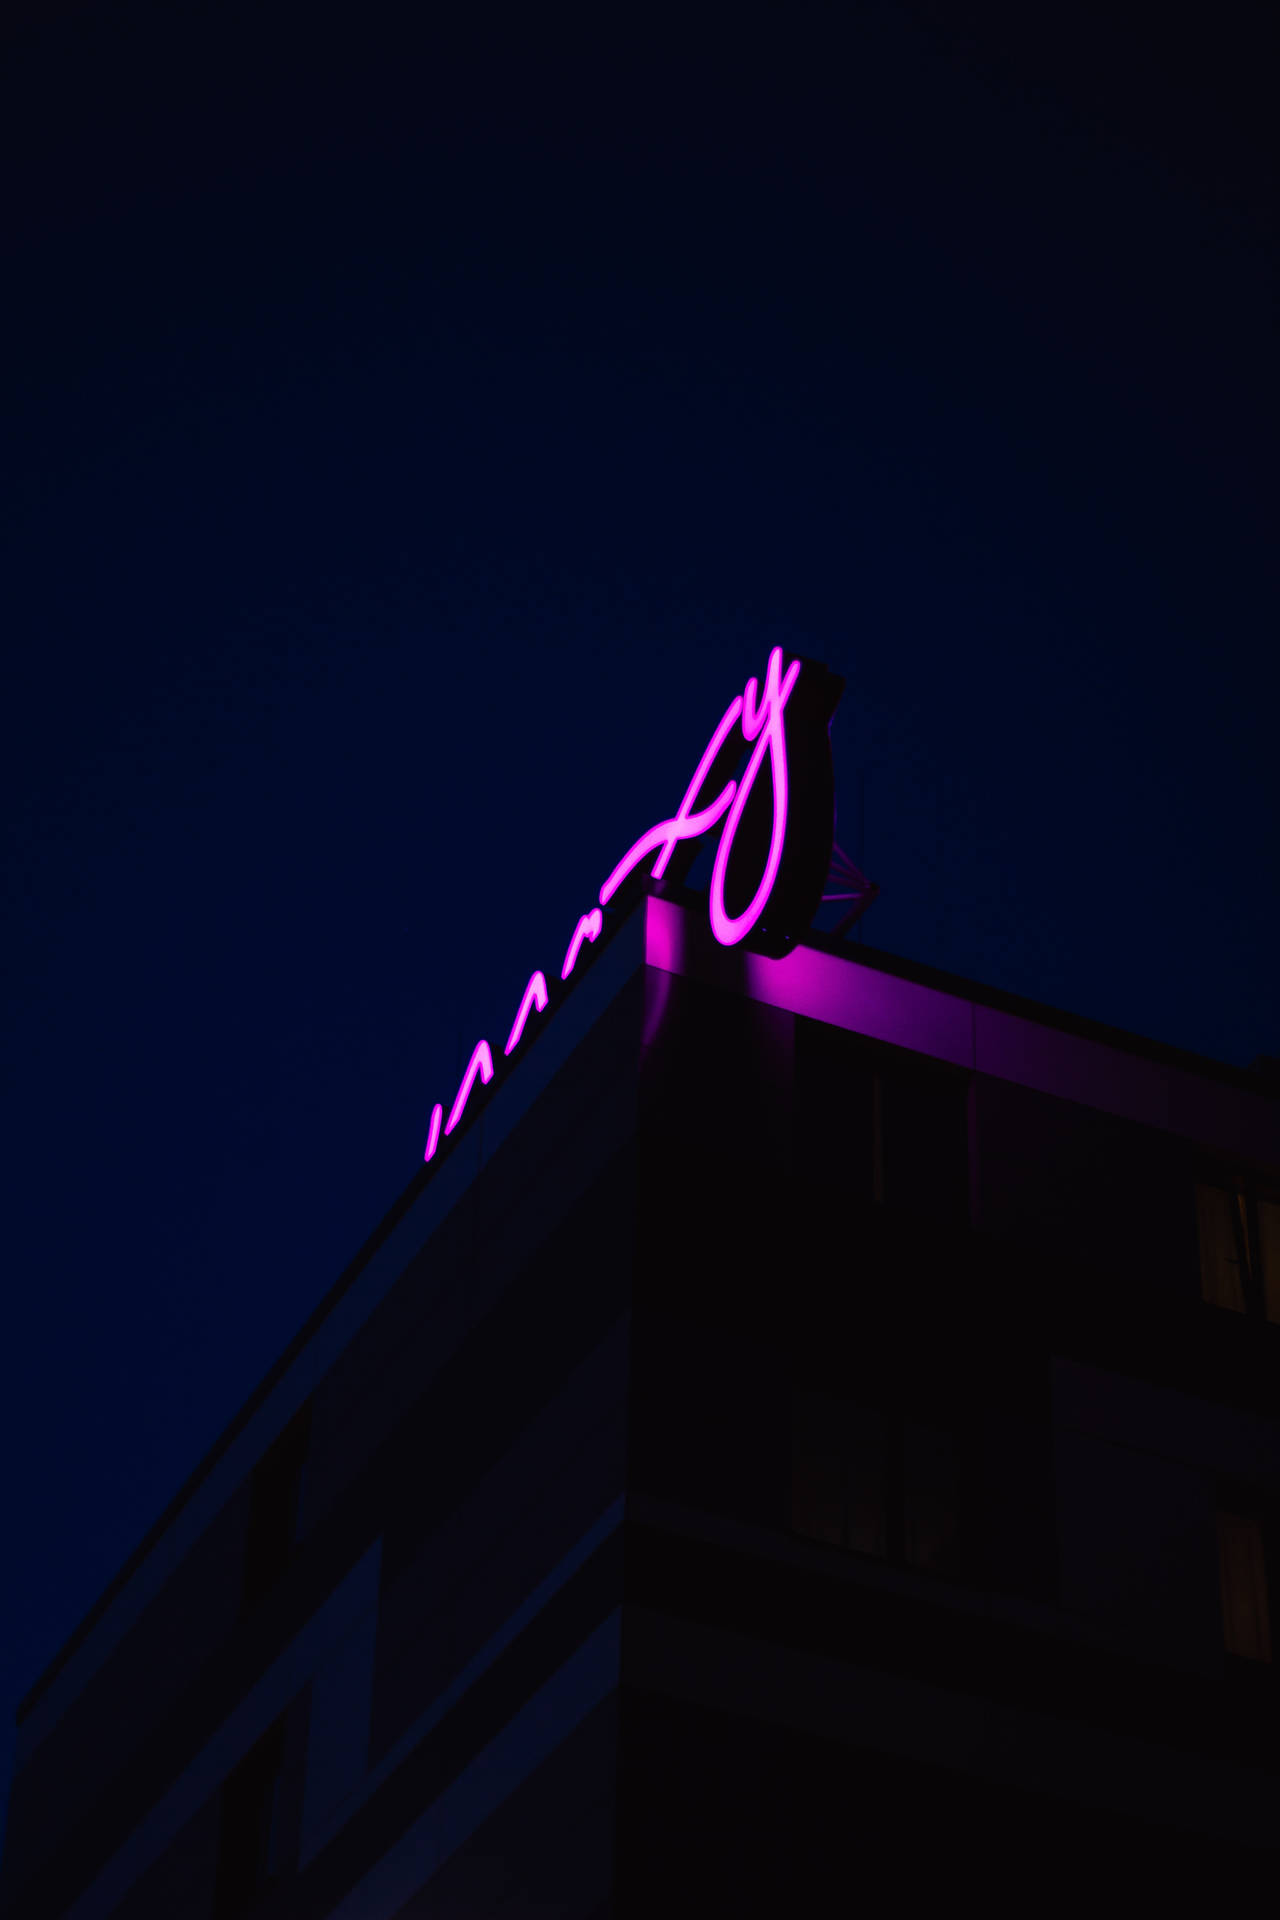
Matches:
[[708, 647, 801, 946], [561, 907, 603, 981], [598, 695, 745, 907], [418, 650, 807, 1171], [504, 969, 549, 1056], [445, 1039, 495, 1135]]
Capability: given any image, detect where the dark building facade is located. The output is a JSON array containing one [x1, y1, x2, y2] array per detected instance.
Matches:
[[3, 889, 1279, 1917]]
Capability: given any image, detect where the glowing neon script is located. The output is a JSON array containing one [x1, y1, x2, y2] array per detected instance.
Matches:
[[422, 648, 807, 1165], [445, 1039, 494, 1135], [709, 648, 800, 945], [601, 645, 799, 948], [598, 694, 744, 907], [504, 970, 549, 1056], [561, 908, 603, 982]]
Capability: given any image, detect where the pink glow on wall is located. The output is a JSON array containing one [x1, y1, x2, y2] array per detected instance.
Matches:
[[709, 647, 801, 946], [445, 1039, 495, 1135], [423, 1102, 443, 1163], [504, 969, 550, 1056], [644, 892, 1280, 1164], [561, 907, 604, 981], [597, 694, 744, 907]]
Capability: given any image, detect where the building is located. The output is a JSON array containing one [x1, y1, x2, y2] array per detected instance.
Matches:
[[3, 715, 1280, 1914]]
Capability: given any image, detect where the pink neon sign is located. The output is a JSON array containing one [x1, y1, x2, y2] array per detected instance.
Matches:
[[598, 693, 744, 906], [504, 969, 549, 1056], [561, 908, 603, 981], [423, 647, 813, 1164], [445, 1039, 494, 1135], [710, 649, 800, 945]]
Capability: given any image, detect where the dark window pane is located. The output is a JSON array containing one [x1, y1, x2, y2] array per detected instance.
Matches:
[[881, 1070, 969, 1225], [903, 1421, 964, 1573], [845, 1405, 888, 1557], [243, 1405, 310, 1612], [1218, 1511, 1272, 1663], [1258, 1199, 1280, 1325], [791, 1393, 844, 1546], [791, 1020, 876, 1205], [215, 1719, 286, 1916], [1196, 1183, 1248, 1313]]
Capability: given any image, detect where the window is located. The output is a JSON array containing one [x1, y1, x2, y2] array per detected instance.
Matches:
[[243, 1404, 310, 1613], [1259, 1198, 1280, 1323], [790, 1391, 976, 1577], [1196, 1183, 1250, 1312], [902, 1419, 967, 1573], [790, 1391, 846, 1548], [215, 1719, 287, 1916], [879, 1067, 970, 1226], [1196, 1182, 1280, 1321], [790, 1022, 970, 1225], [1217, 1508, 1273, 1664]]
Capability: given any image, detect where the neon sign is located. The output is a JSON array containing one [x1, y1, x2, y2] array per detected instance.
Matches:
[[422, 646, 843, 1165]]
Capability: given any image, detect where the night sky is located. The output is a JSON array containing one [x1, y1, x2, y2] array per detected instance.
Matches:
[[1, 1, 1275, 1834]]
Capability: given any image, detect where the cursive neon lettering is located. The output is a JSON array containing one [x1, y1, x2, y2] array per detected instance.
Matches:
[[445, 1039, 494, 1134], [561, 907, 603, 981], [708, 647, 801, 946], [504, 969, 549, 1056], [598, 694, 744, 906], [417, 649, 822, 1171]]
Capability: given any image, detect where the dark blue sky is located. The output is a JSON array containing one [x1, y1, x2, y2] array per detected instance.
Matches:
[[1, 0, 1275, 1831]]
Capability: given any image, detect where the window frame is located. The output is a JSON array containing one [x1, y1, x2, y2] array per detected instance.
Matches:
[[788, 1386, 983, 1582], [1216, 1484, 1279, 1667], [1195, 1175, 1280, 1323]]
